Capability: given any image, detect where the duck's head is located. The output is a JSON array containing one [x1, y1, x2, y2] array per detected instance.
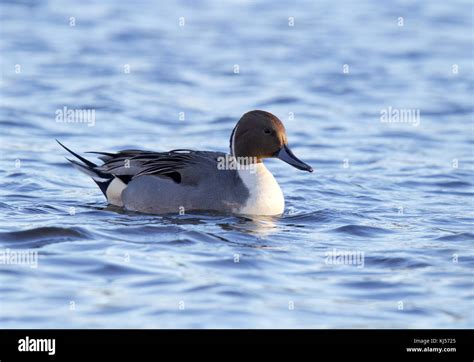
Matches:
[[230, 110, 313, 172]]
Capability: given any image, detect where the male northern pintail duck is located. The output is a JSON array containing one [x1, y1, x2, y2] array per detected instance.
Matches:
[[58, 110, 313, 215]]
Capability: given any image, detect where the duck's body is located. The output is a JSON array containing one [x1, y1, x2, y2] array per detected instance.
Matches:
[[59, 110, 312, 216]]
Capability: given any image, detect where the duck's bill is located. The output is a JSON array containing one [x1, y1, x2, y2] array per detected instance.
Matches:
[[276, 145, 313, 172]]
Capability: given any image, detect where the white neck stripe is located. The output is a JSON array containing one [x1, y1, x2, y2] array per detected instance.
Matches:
[[230, 123, 239, 156]]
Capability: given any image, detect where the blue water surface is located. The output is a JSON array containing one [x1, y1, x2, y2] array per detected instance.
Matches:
[[0, 0, 473, 328]]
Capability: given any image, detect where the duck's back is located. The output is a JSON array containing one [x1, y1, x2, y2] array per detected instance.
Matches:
[[121, 151, 250, 214]]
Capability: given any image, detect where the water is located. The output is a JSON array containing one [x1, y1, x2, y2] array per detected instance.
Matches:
[[0, 0, 473, 328]]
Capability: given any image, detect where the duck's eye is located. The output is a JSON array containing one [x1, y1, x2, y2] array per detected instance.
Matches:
[[263, 128, 272, 135]]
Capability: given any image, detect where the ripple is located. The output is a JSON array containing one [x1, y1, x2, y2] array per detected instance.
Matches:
[[433, 181, 472, 188], [0, 227, 91, 246], [282, 209, 335, 223], [332, 225, 393, 237], [435, 232, 474, 242], [87, 261, 152, 277], [365, 256, 431, 269], [257, 96, 301, 106]]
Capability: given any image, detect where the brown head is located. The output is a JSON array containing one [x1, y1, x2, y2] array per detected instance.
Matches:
[[230, 110, 313, 172]]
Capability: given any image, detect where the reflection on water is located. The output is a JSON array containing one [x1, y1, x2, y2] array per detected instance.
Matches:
[[219, 215, 280, 238], [0, 0, 473, 328]]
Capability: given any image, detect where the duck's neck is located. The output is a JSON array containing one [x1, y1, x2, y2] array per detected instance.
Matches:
[[236, 163, 284, 216]]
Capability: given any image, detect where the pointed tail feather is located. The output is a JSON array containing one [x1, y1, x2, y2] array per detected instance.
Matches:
[[56, 139, 97, 168], [57, 140, 113, 197], [66, 158, 111, 182]]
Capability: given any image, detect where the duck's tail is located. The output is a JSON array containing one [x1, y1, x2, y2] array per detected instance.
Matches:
[[56, 139, 115, 197]]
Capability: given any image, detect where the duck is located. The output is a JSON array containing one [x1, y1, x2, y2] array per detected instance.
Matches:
[[58, 110, 313, 215]]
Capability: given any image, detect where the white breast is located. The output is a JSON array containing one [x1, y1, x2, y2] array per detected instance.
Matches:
[[236, 163, 284, 216]]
